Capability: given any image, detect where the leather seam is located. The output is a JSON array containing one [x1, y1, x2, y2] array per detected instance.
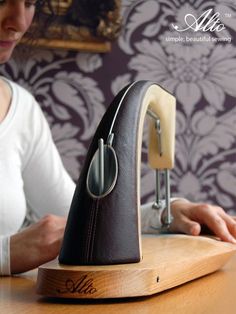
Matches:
[[89, 199, 99, 263], [85, 201, 95, 263]]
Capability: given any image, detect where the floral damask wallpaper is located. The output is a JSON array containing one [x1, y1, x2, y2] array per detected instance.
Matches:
[[1, 0, 236, 213]]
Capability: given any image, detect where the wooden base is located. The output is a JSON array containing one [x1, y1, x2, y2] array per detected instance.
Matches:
[[36, 235, 236, 299]]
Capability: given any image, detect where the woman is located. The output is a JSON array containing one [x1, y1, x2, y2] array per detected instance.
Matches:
[[0, 0, 75, 275], [0, 0, 235, 276]]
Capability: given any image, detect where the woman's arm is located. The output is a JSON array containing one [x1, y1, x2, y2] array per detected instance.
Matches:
[[5, 92, 75, 275], [10, 215, 66, 274]]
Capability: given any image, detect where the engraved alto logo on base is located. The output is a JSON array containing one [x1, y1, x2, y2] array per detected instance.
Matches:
[[57, 275, 97, 295]]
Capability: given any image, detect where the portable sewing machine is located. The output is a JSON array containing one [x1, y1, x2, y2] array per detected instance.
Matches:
[[37, 81, 236, 298]]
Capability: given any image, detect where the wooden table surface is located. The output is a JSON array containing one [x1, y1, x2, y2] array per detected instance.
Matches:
[[1, 252, 236, 314]]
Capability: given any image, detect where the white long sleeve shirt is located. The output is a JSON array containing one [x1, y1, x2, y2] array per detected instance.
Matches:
[[0, 78, 75, 275]]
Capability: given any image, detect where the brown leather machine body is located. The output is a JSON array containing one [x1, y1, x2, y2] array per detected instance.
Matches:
[[59, 80, 176, 265]]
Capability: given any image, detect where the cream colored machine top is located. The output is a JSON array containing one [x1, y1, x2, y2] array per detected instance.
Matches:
[[145, 85, 176, 170]]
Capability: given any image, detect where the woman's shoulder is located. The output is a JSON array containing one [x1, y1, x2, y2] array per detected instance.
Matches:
[[6, 78, 45, 120], [0, 78, 50, 143], [7, 79, 36, 104]]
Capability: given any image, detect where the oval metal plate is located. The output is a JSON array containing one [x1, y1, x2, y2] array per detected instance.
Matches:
[[86, 145, 118, 199]]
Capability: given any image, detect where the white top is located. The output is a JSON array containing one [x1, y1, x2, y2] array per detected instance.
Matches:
[[0, 79, 75, 275]]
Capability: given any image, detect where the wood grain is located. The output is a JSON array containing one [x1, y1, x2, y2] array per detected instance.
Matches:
[[1, 238, 236, 314], [36, 234, 236, 299]]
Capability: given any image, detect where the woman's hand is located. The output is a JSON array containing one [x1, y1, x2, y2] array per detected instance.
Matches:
[[10, 215, 67, 274], [168, 200, 236, 244]]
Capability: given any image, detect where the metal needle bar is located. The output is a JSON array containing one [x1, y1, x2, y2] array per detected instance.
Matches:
[[98, 138, 104, 195], [164, 169, 171, 225], [147, 109, 172, 227], [155, 170, 162, 208]]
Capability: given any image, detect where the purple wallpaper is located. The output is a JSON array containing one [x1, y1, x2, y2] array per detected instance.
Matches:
[[1, 0, 236, 214]]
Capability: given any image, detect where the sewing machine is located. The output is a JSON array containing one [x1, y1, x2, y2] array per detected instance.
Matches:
[[37, 81, 236, 298]]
